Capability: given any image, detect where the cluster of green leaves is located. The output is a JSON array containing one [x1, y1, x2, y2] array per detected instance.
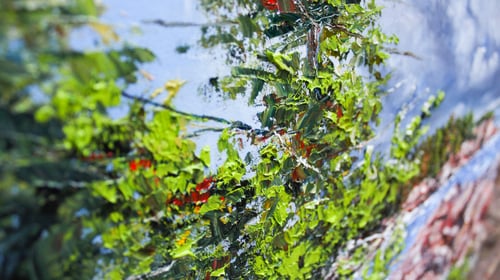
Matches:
[[1, 1, 248, 278], [414, 112, 476, 179], [331, 223, 405, 280], [0, 1, 112, 278], [1, 0, 462, 279], [171, 0, 428, 279], [0, 0, 187, 278]]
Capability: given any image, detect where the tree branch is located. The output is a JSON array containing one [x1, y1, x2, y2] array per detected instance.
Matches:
[[121, 91, 232, 124], [121, 91, 269, 137], [185, 127, 225, 138], [142, 19, 237, 28]]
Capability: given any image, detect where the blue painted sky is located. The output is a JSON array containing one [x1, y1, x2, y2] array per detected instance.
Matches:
[[379, 0, 500, 130], [94, 0, 500, 157]]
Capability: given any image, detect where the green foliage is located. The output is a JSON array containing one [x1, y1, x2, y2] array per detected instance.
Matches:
[[447, 258, 470, 280], [0, 0, 161, 278], [180, 0, 416, 279], [1, 0, 459, 279], [415, 112, 475, 180]]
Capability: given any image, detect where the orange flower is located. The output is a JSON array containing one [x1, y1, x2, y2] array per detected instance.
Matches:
[[176, 230, 191, 246]]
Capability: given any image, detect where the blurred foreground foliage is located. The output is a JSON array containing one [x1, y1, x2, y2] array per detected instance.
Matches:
[[0, 0, 460, 279]]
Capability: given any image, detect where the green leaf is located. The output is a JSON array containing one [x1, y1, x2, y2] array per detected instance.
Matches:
[[108, 268, 124, 280], [93, 182, 117, 203], [217, 129, 230, 152], [171, 242, 195, 259], [304, 247, 323, 269], [265, 50, 295, 74], [320, 203, 344, 224], [270, 200, 285, 226], [250, 79, 265, 104], [199, 195, 223, 215], [89, 21, 119, 44], [298, 103, 322, 134], [238, 15, 258, 38], [171, 234, 204, 259], [123, 47, 156, 63], [164, 79, 187, 104], [118, 180, 134, 200], [135, 256, 154, 275], [210, 264, 228, 277], [164, 175, 187, 193], [232, 67, 276, 81], [254, 256, 273, 276], [110, 212, 123, 223], [35, 105, 55, 122], [199, 146, 211, 166]]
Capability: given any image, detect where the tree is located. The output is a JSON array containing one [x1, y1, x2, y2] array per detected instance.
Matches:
[[0, 0, 444, 279], [0, 1, 155, 278]]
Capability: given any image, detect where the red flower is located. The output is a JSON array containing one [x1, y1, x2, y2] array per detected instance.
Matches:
[[336, 105, 343, 119], [172, 198, 184, 207], [129, 160, 138, 171], [262, 0, 278, 10], [129, 159, 152, 172], [261, 0, 296, 12], [190, 191, 200, 203], [196, 177, 214, 192], [199, 192, 210, 203], [190, 191, 211, 204], [139, 159, 152, 168], [166, 177, 218, 209]]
